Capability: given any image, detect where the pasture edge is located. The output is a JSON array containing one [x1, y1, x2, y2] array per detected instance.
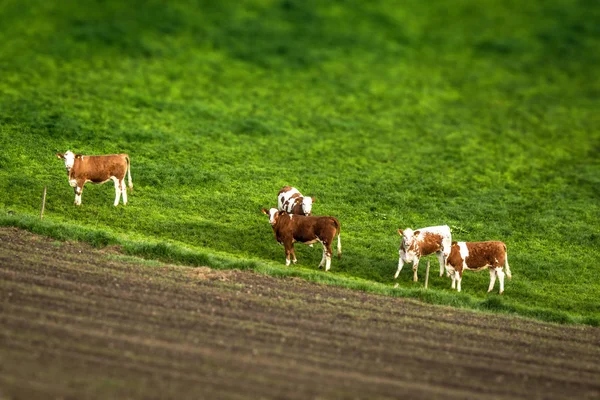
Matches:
[[1, 212, 598, 327]]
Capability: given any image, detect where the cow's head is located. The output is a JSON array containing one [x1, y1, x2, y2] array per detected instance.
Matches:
[[445, 241, 461, 269], [56, 151, 82, 171], [261, 207, 280, 225], [302, 196, 315, 216], [398, 228, 419, 259]]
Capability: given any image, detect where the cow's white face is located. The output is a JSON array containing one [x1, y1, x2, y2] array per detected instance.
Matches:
[[302, 197, 313, 215], [61, 150, 76, 170], [399, 228, 417, 261], [401, 228, 415, 247], [267, 208, 279, 225]]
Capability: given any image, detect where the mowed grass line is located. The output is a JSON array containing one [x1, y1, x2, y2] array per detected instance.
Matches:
[[2, 215, 597, 327], [0, 0, 599, 324]]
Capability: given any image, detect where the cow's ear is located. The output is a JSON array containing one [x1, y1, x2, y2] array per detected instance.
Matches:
[[451, 241, 458, 246], [311, 196, 316, 202], [261, 208, 269, 215], [56, 153, 64, 159], [413, 230, 420, 236], [397, 229, 403, 236], [75, 154, 83, 159]]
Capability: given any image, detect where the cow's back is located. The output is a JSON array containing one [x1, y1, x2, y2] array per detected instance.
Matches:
[[419, 225, 451, 240], [278, 186, 302, 213], [466, 241, 506, 268], [76, 154, 128, 182], [278, 186, 294, 196], [294, 215, 337, 241], [418, 232, 444, 255], [413, 225, 451, 256]]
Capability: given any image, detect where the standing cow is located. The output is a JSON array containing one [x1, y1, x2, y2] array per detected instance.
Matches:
[[262, 208, 341, 271], [396, 225, 452, 282], [445, 241, 512, 294], [278, 186, 315, 216], [56, 150, 132, 206]]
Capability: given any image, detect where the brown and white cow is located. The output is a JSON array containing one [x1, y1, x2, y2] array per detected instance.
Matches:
[[261, 208, 341, 271], [277, 186, 315, 216], [56, 150, 132, 206], [396, 225, 452, 282], [445, 241, 512, 294]]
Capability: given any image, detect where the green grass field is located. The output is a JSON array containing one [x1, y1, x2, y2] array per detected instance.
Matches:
[[1, 0, 599, 325]]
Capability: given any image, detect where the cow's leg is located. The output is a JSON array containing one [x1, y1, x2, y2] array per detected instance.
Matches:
[[456, 271, 462, 292], [284, 243, 292, 266], [394, 256, 405, 279], [120, 178, 128, 205], [325, 244, 333, 271], [443, 261, 451, 279], [74, 185, 83, 206], [112, 177, 121, 206], [496, 267, 506, 294], [442, 238, 452, 277], [291, 247, 298, 264], [412, 257, 420, 282], [436, 251, 445, 277], [487, 268, 497, 293], [450, 270, 457, 290], [318, 243, 326, 268]]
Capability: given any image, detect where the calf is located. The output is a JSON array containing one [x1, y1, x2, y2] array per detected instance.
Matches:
[[262, 208, 341, 271], [277, 186, 315, 216], [396, 225, 452, 282], [56, 150, 132, 206], [445, 241, 512, 294]]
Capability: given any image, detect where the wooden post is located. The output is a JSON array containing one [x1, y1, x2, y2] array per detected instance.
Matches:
[[424, 259, 430, 289], [40, 186, 47, 219]]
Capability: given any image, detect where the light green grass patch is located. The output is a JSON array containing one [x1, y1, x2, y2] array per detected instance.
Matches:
[[1, 0, 598, 325]]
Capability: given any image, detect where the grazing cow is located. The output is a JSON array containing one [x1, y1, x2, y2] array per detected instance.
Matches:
[[56, 150, 132, 206], [278, 186, 315, 216], [445, 241, 512, 294], [261, 208, 341, 271], [396, 225, 452, 282]]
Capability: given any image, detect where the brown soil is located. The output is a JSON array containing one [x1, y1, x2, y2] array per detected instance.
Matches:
[[1, 227, 599, 399]]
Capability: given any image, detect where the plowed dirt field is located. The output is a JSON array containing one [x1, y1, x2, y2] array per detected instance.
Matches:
[[1, 227, 599, 399]]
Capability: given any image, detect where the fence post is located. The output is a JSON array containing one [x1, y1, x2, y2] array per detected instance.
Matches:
[[40, 186, 47, 219], [424, 259, 430, 289]]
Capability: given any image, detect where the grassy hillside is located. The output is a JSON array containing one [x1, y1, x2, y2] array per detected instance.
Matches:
[[1, 0, 599, 324]]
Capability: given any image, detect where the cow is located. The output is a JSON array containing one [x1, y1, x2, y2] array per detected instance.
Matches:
[[396, 225, 452, 282], [277, 186, 315, 216], [261, 208, 341, 271], [444, 241, 512, 294], [56, 150, 132, 206]]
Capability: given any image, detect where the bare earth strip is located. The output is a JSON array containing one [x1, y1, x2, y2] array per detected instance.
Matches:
[[0, 227, 599, 400]]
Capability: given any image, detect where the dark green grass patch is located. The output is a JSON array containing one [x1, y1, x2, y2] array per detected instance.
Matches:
[[1, 0, 599, 324]]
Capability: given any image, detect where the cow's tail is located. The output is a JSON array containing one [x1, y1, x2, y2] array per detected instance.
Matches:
[[332, 218, 342, 259], [504, 243, 512, 280], [126, 155, 133, 192]]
